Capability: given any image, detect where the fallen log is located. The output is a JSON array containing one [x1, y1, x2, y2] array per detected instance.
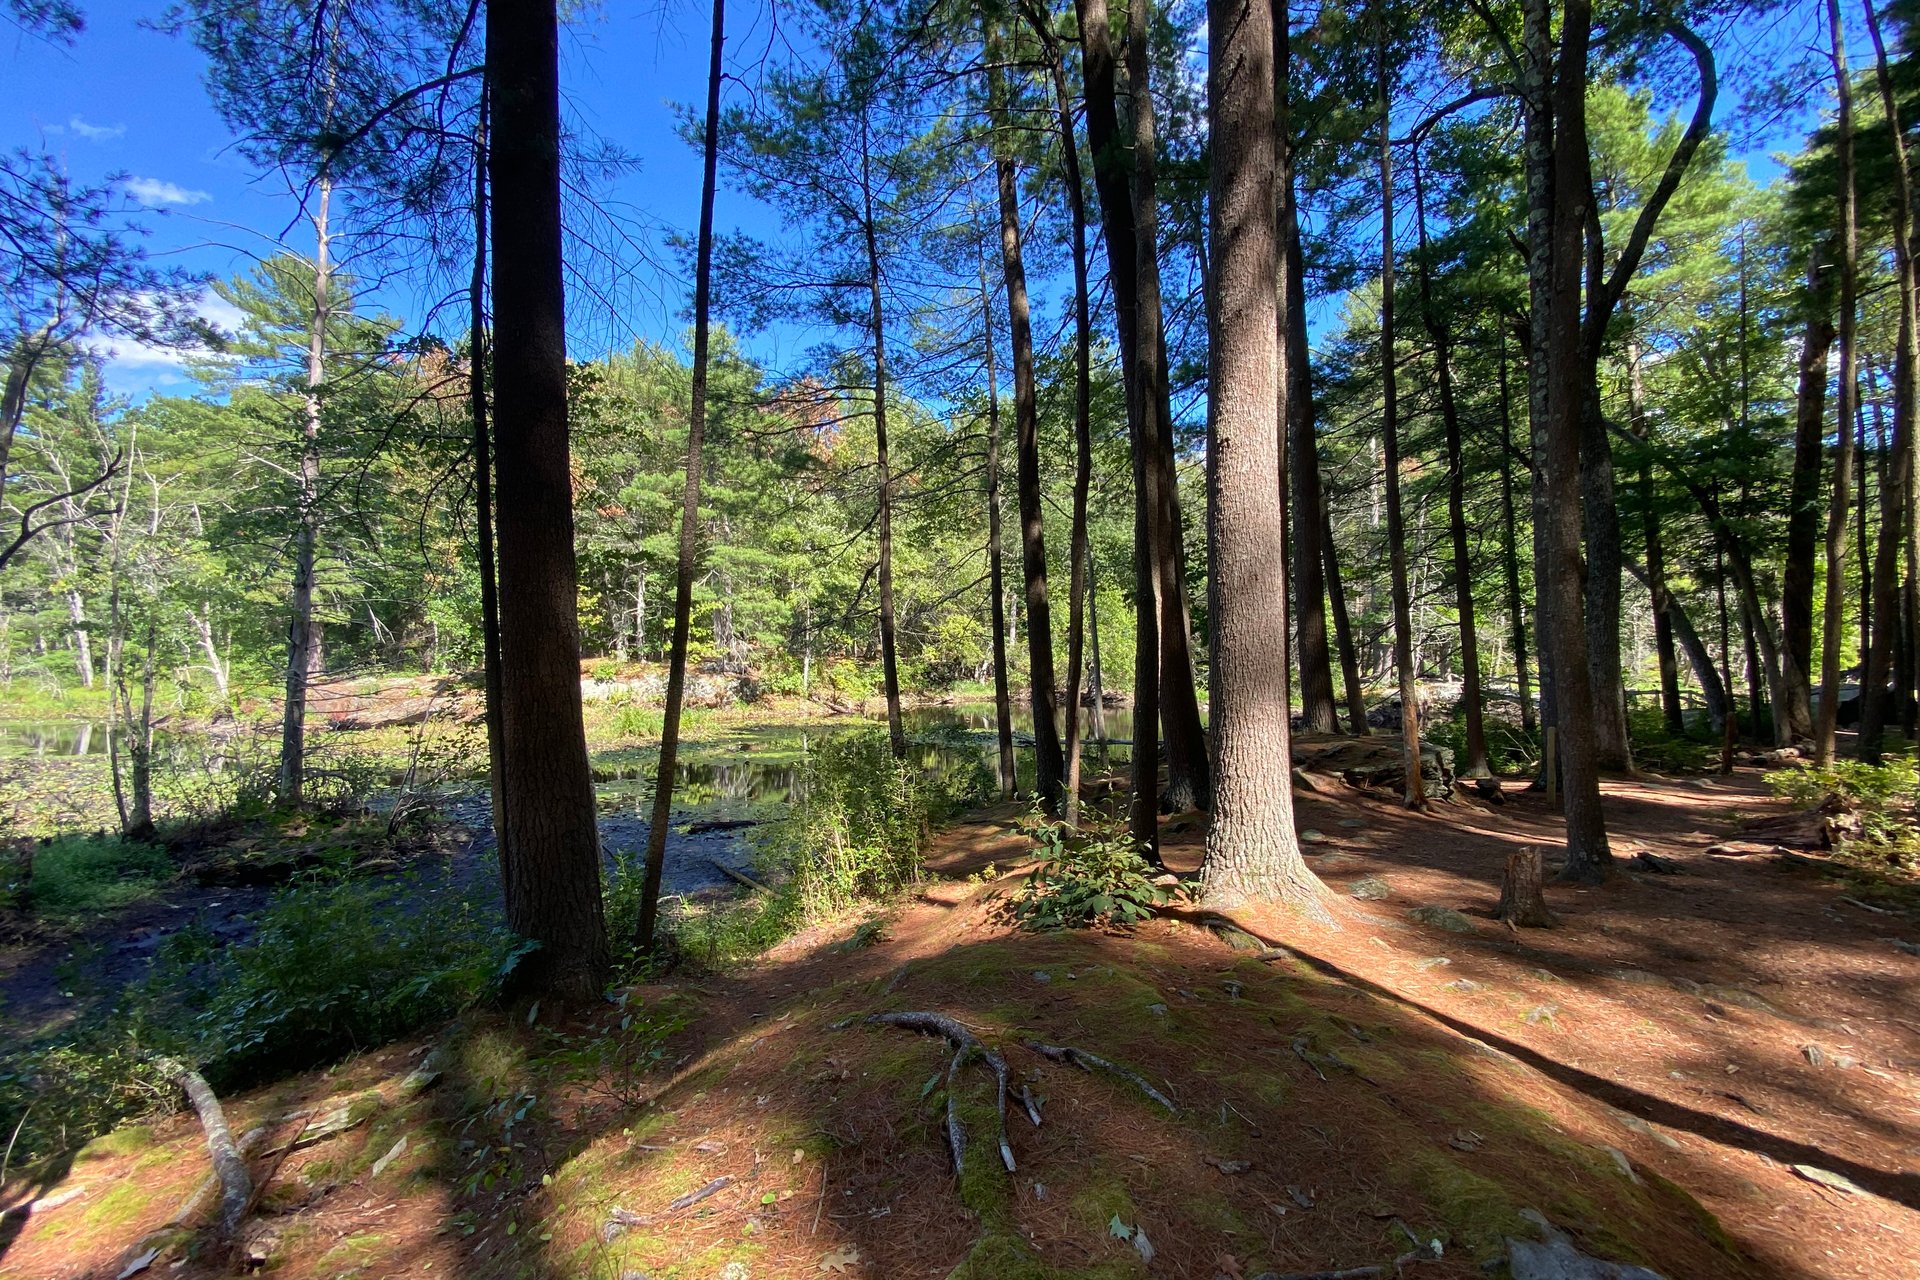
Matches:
[[156, 1058, 252, 1239]]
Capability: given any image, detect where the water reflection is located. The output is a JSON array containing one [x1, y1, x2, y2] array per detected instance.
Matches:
[[0, 721, 110, 757]]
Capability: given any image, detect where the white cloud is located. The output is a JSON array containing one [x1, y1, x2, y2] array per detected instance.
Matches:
[[96, 290, 246, 386], [123, 176, 211, 207], [67, 116, 124, 142]]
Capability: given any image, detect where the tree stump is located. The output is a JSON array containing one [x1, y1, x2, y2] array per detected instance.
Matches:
[[1495, 847, 1558, 928]]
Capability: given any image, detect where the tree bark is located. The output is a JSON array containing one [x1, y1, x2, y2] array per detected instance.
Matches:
[[1074, 0, 1160, 852], [1859, 0, 1917, 763], [277, 175, 330, 807], [980, 252, 1016, 801], [1816, 0, 1857, 766], [1496, 325, 1535, 734], [470, 89, 510, 883], [1783, 248, 1836, 744], [1625, 337, 1683, 734], [1279, 19, 1337, 737], [1535, 0, 1612, 879], [859, 118, 907, 760], [1377, 8, 1425, 809], [988, 50, 1065, 816], [1128, 0, 1210, 814], [488, 0, 610, 998], [637, 0, 724, 953], [1324, 499, 1368, 735], [1413, 149, 1487, 776], [1200, 0, 1324, 912], [1625, 555, 1730, 731]]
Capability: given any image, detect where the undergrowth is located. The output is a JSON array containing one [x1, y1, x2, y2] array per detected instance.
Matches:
[[1008, 811, 1172, 930], [19, 834, 173, 917]]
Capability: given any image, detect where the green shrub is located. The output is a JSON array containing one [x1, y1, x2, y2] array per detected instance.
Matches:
[[0, 1039, 174, 1169], [1769, 756, 1920, 847], [27, 835, 173, 917], [765, 729, 931, 916], [138, 875, 531, 1091], [1008, 813, 1172, 929]]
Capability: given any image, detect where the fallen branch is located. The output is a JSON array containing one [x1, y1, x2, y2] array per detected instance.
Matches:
[[869, 1011, 1016, 1174], [1022, 1041, 1177, 1114], [709, 859, 772, 893], [156, 1058, 252, 1238]]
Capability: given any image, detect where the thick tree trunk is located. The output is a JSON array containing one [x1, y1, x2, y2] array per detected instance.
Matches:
[[1535, 0, 1612, 879], [1280, 25, 1337, 737], [637, 0, 725, 953], [981, 255, 1016, 801], [1074, 0, 1159, 852], [989, 54, 1065, 815], [277, 176, 330, 807], [1860, 3, 1918, 762], [1496, 327, 1536, 734], [1200, 0, 1323, 911], [1783, 250, 1836, 744], [1816, 0, 1857, 766], [1414, 153, 1487, 776], [1128, 0, 1210, 814], [1377, 12, 1424, 810], [488, 0, 610, 998]]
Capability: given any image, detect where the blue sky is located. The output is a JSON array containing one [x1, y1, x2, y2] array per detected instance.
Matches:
[[1, 0, 1828, 403], [0, 0, 762, 398]]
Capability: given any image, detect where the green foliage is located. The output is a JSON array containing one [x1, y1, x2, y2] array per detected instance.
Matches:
[[26, 834, 173, 917], [1625, 708, 1716, 775], [142, 875, 531, 1091], [1769, 757, 1920, 848], [1008, 814, 1172, 930], [765, 729, 939, 917], [536, 990, 692, 1110]]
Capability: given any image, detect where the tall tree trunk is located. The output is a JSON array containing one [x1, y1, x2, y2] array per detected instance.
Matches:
[[1200, 0, 1322, 910], [1128, 0, 1211, 813], [1860, 365, 1876, 663], [1860, 0, 1917, 762], [66, 589, 92, 688], [1324, 500, 1368, 734], [1085, 552, 1107, 742], [980, 252, 1016, 801], [1279, 21, 1337, 736], [1537, 0, 1612, 878], [1074, 0, 1160, 852], [277, 175, 330, 807], [1625, 556, 1730, 730], [1496, 325, 1536, 734], [988, 49, 1065, 815], [470, 89, 510, 878], [637, 0, 724, 953], [488, 0, 609, 998], [1413, 150, 1487, 776], [1024, 8, 1097, 824], [1783, 249, 1837, 744], [1626, 338, 1683, 734], [1376, 10, 1425, 809], [1817, 0, 1858, 766], [858, 119, 907, 760]]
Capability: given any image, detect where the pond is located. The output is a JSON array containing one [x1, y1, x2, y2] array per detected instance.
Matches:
[[0, 720, 113, 757]]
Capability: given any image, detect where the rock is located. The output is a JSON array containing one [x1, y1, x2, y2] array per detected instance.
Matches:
[[1609, 1109, 1683, 1150], [1414, 956, 1451, 970], [1508, 1236, 1668, 1279], [1893, 940, 1920, 957], [1338, 817, 1368, 829], [1792, 1164, 1869, 1195], [1601, 1146, 1641, 1184], [1801, 1043, 1828, 1068], [1408, 905, 1478, 934], [1350, 876, 1392, 901], [1525, 1004, 1560, 1025], [1444, 978, 1487, 994], [1471, 777, 1506, 804], [1299, 828, 1329, 844], [1698, 984, 1780, 1015], [1290, 733, 1456, 797]]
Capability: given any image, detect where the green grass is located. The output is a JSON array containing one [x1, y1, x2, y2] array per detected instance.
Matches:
[[28, 834, 173, 916]]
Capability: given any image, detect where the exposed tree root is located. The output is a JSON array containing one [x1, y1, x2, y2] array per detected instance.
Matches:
[[1257, 1247, 1434, 1279], [868, 1012, 1015, 1174], [1021, 1040, 1178, 1113]]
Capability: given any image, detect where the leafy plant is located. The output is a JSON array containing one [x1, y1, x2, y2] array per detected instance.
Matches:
[[768, 729, 930, 916], [26, 834, 173, 917], [1769, 757, 1920, 848], [1008, 814, 1173, 930]]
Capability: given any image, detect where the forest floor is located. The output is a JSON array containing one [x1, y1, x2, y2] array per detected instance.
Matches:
[[2, 765, 1917, 1279]]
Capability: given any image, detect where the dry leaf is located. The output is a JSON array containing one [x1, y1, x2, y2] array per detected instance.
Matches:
[[819, 1242, 862, 1273]]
